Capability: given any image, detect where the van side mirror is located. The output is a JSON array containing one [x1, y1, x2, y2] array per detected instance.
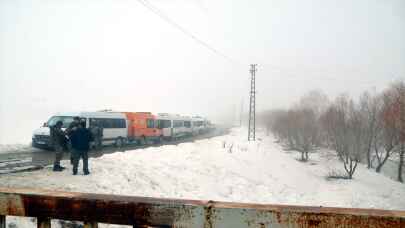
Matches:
[[43, 122, 48, 127]]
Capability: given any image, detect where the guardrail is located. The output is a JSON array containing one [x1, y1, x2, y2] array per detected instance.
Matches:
[[0, 187, 404, 227]]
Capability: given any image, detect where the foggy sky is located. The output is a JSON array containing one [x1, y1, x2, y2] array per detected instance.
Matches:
[[1, 0, 404, 144]]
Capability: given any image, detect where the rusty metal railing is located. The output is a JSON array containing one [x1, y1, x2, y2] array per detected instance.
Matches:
[[0, 187, 404, 228]]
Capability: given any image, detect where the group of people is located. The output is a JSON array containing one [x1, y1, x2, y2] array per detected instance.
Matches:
[[50, 117, 103, 175]]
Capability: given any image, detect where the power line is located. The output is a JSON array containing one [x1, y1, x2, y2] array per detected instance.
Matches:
[[136, 0, 242, 66], [136, 0, 396, 87]]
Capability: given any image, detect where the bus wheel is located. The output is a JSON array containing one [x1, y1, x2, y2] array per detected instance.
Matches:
[[139, 136, 147, 145], [115, 137, 123, 148]]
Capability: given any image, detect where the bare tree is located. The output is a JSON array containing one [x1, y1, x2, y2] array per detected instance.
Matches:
[[320, 107, 336, 149], [399, 143, 404, 183], [323, 95, 366, 179], [270, 110, 290, 142], [371, 91, 400, 172], [269, 108, 319, 161], [266, 81, 405, 182], [345, 100, 367, 178], [297, 90, 329, 147], [390, 81, 405, 182], [397, 83, 405, 183], [359, 91, 382, 169], [279, 110, 297, 149], [289, 109, 319, 161], [265, 110, 287, 139], [296, 90, 330, 116]]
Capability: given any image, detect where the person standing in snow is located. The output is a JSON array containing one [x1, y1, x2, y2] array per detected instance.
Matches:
[[66, 116, 81, 164], [50, 120, 67, 172], [90, 119, 103, 150], [70, 120, 93, 175]]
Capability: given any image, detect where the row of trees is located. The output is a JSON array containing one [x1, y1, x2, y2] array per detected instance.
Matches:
[[264, 81, 405, 181]]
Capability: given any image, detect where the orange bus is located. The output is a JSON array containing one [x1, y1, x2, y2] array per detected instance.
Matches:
[[123, 112, 163, 145]]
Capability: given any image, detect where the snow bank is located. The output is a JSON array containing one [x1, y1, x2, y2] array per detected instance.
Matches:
[[1, 128, 404, 227]]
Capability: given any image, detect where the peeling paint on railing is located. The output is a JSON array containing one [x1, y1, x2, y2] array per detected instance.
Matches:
[[0, 187, 404, 227]]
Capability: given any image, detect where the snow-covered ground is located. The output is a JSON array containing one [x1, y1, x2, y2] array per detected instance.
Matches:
[[1, 128, 404, 226]]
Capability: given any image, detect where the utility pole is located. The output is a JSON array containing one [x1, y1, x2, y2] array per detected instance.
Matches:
[[248, 64, 257, 141]]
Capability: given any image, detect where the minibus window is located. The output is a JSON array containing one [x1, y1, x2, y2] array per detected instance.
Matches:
[[147, 119, 155, 128], [92, 118, 125, 128], [193, 121, 202, 127], [173, 120, 183, 128], [157, 120, 171, 129], [47, 116, 74, 128]]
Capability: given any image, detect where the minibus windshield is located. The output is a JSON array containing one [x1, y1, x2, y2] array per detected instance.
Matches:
[[47, 116, 74, 128]]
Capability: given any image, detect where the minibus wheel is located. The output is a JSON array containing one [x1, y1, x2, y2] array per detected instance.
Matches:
[[115, 137, 123, 148]]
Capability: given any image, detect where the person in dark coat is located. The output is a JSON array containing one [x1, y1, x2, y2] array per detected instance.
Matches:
[[90, 119, 103, 150], [66, 116, 81, 138], [70, 121, 93, 175], [66, 116, 81, 164], [50, 120, 67, 171]]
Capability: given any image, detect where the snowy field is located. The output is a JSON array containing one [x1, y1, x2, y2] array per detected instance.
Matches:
[[1, 127, 405, 226]]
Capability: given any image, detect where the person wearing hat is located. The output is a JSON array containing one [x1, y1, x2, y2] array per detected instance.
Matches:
[[66, 116, 81, 137], [50, 120, 67, 171], [70, 120, 93, 175]]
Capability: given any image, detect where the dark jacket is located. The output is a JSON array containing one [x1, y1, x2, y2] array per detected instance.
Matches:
[[66, 121, 80, 138], [70, 127, 93, 151], [50, 126, 67, 148], [90, 126, 103, 138]]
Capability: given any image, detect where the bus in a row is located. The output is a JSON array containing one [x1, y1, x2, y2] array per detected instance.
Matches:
[[32, 111, 212, 149]]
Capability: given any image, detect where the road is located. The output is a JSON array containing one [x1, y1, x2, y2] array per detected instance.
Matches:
[[0, 127, 229, 175]]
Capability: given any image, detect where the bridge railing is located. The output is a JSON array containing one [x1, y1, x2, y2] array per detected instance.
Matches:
[[0, 187, 404, 228]]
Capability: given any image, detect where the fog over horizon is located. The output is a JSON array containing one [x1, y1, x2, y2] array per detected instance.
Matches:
[[1, 0, 404, 144]]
